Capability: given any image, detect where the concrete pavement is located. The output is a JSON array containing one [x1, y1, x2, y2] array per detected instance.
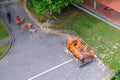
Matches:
[[0, 1, 111, 80], [0, 37, 11, 47]]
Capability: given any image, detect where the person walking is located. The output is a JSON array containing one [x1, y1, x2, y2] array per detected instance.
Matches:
[[7, 10, 11, 24]]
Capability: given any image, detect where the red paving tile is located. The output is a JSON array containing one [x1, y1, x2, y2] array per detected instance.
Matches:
[[82, 0, 120, 24], [97, 0, 120, 13]]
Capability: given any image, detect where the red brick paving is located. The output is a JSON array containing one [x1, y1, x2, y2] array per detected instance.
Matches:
[[83, 0, 120, 24]]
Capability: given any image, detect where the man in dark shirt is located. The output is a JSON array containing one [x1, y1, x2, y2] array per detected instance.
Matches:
[[7, 11, 11, 24]]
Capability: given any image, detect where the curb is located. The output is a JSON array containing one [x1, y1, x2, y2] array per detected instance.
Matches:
[[71, 3, 120, 30], [23, 0, 78, 38], [0, 0, 16, 6], [0, 13, 15, 60]]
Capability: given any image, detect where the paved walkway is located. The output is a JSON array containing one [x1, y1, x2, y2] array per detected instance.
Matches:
[[0, 37, 11, 47], [0, 0, 17, 5], [0, 1, 111, 80]]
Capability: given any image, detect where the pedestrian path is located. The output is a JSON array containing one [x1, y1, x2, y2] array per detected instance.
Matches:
[[0, 0, 17, 5], [0, 37, 11, 47]]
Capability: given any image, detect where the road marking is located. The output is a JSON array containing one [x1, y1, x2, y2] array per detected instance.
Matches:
[[28, 59, 72, 80]]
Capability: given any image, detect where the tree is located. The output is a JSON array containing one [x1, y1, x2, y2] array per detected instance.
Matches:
[[29, 0, 84, 14], [111, 70, 120, 80]]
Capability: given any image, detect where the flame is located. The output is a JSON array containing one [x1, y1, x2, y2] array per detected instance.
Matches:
[[67, 37, 95, 60]]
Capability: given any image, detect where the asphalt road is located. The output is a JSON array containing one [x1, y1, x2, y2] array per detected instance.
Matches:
[[0, 1, 111, 80]]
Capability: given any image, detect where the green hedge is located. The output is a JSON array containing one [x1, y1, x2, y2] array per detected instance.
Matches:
[[111, 70, 120, 80]]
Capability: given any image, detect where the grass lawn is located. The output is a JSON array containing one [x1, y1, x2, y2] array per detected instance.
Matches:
[[0, 44, 10, 59], [52, 6, 120, 71], [0, 20, 10, 58], [27, 4, 120, 71], [0, 20, 9, 40]]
